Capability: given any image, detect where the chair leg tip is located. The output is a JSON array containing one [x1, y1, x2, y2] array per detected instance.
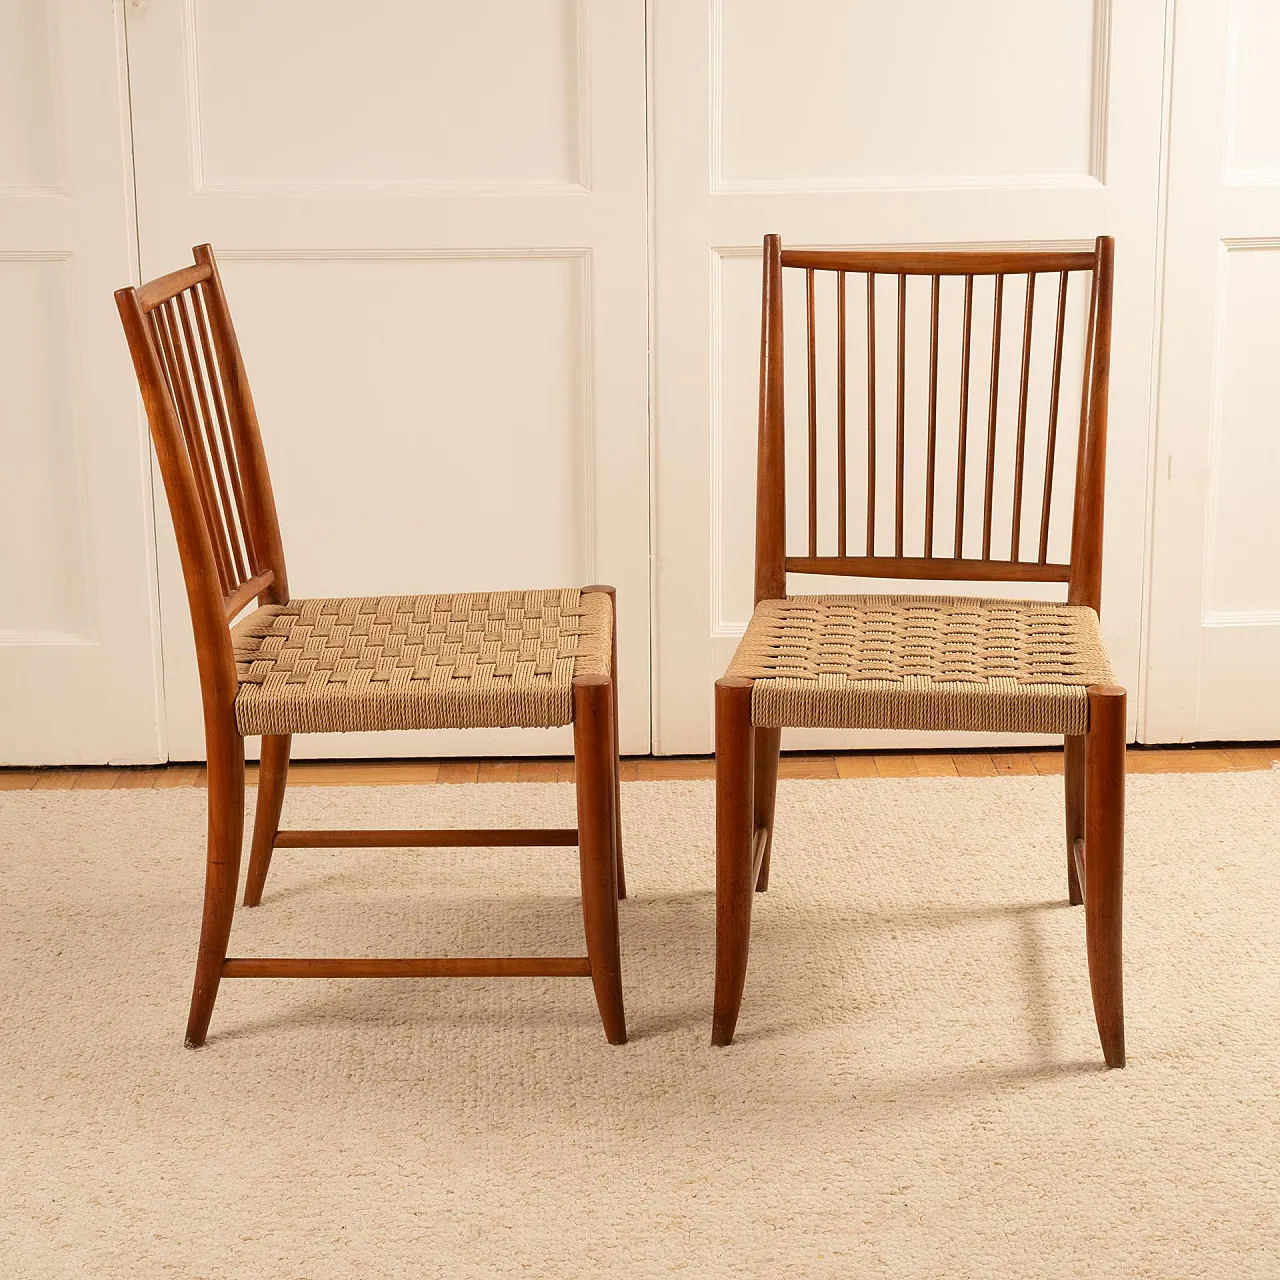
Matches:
[[711, 1018, 737, 1047], [184, 1035, 206, 1050]]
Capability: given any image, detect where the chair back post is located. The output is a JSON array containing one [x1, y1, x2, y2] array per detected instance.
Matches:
[[192, 245, 290, 606], [115, 285, 239, 721], [754, 233, 787, 604], [1067, 235, 1115, 614]]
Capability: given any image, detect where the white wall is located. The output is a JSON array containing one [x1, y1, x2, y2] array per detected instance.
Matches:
[[0, 0, 1273, 763]]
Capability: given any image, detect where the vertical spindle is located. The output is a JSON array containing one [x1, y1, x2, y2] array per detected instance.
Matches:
[[924, 273, 940, 558], [806, 268, 817, 557], [1039, 271, 1070, 563], [954, 275, 974, 557], [1011, 274, 1036, 561], [837, 272, 847, 557], [981, 274, 1005, 560]]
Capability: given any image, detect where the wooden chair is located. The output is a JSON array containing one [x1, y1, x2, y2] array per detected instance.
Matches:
[[714, 236, 1125, 1067], [115, 246, 626, 1047]]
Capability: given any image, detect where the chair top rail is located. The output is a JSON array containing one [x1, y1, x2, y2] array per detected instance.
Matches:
[[136, 263, 212, 313], [779, 249, 1097, 275]]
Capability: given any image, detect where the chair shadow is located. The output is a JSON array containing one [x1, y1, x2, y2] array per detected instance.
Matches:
[[209, 864, 1094, 1094]]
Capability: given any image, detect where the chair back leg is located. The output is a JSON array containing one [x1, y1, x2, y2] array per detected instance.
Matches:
[[1064, 734, 1085, 905], [185, 721, 246, 1047], [1084, 685, 1126, 1067], [243, 733, 291, 907], [752, 727, 782, 892]]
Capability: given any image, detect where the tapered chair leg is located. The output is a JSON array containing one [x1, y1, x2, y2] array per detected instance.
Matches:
[[243, 733, 291, 907], [1064, 733, 1085, 906], [573, 674, 626, 1044], [185, 723, 247, 1048], [712, 678, 756, 1046], [752, 727, 782, 892], [1084, 685, 1126, 1068]]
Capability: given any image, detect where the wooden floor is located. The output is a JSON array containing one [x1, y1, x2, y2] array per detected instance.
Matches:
[[2, 744, 1277, 790]]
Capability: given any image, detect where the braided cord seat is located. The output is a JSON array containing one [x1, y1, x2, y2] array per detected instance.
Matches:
[[726, 594, 1116, 735], [232, 588, 612, 736]]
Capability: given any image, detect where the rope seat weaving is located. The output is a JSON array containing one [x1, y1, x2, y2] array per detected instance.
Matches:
[[727, 595, 1116, 735], [232, 589, 611, 736]]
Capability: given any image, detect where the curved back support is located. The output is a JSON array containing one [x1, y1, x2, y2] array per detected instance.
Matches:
[[115, 246, 289, 722]]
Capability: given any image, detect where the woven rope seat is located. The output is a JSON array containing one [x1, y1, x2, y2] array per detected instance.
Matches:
[[726, 594, 1116, 735], [231, 589, 611, 737]]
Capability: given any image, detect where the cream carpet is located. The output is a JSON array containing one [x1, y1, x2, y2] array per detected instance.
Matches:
[[1, 773, 1278, 1278]]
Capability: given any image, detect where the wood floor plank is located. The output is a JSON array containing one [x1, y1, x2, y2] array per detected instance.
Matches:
[[618, 760, 641, 782], [156, 765, 202, 789], [778, 755, 838, 779], [912, 753, 959, 777], [112, 768, 164, 789], [834, 754, 878, 779], [33, 770, 83, 790], [0, 770, 39, 791], [478, 761, 521, 783], [1223, 746, 1280, 770], [634, 758, 716, 781], [516, 760, 561, 783], [438, 760, 480, 784], [1125, 748, 1233, 774], [73, 769, 121, 790], [1030, 751, 1065, 776], [873, 754, 918, 778], [991, 753, 1038, 776], [293, 761, 442, 786], [953, 753, 998, 777]]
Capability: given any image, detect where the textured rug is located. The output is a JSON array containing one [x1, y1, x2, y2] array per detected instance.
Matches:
[[1, 774, 1277, 1278]]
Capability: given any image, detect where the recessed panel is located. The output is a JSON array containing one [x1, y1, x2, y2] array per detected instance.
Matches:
[[0, 259, 89, 636], [219, 254, 589, 601], [716, 0, 1100, 187], [0, 1, 61, 191], [193, 0, 582, 188], [715, 253, 1091, 632], [1228, 0, 1280, 180], [1206, 248, 1280, 618]]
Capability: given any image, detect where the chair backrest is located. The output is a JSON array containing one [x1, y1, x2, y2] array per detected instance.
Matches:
[[754, 235, 1115, 614], [116, 246, 288, 712]]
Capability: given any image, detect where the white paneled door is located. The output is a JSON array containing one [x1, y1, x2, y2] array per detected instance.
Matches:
[[650, 0, 1171, 753], [124, 0, 651, 758], [1144, 0, 1280, 742], [0, 2, 162, 764]]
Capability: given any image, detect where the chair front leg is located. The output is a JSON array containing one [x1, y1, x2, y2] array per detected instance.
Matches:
[[573, 674, 626, 1044], [1084, 685, 1126, 1068], [243, 733, 291, 907], [712, 678, 756, 1046], [185, 717, 246, 1048]]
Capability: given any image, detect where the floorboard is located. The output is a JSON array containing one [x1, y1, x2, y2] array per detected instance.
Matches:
[[2, 744, 1275, 790]]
